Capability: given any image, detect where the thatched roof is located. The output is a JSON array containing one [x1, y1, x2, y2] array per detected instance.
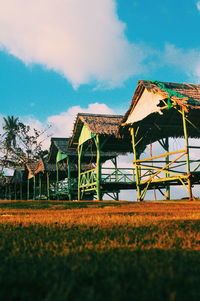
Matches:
[[26, 162, 39, 179], [123, 80, 200, 124], [121, 80, 200, 154], [69, 113, 132, 153], [48, 138, 77, 163]]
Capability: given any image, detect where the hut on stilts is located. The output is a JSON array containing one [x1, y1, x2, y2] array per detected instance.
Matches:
[[69, 113, 133, 200], [121, 80, 200, 201]]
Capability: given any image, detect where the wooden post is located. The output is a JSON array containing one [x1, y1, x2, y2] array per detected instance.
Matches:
[[67, 156, 72, 200], [113, 156, 119, 201], [165, 137, 170, 200], [27, 178, 30, 200], [9, 185, 11, 200], [39, 173, 42, 199], [14, 182, 17, 200], [20, 182, 23, 200], [33, 176, 36, 200], [182, 109, 193, 200], [78, 144, 83, 201], [56, 161, 59, 199], [130, 128, 141, 201], [47, 172, 50, 200], [96, 135, 102, 201]]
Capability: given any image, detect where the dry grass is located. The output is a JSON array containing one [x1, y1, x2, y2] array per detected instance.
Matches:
[[1, 200, 200, 300], [1, 200, 200, 227]]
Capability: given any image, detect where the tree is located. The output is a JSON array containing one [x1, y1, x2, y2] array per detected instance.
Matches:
[[0, 116, 51, 168], [3, 116, 19, 150]]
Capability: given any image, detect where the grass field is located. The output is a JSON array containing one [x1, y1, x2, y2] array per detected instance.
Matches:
[[0, 200, 200, 301]]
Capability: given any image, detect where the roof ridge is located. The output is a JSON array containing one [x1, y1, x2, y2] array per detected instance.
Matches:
[[78, 113, 123, 118]]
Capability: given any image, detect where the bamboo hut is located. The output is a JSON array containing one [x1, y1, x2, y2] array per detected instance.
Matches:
[[69, 113, 133, 200], [121, 80, 200, 201], [47, 137, 78, 200]]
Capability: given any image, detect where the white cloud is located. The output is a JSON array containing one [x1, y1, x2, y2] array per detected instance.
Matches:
[[47, 102, 115, 138], [0, 0, 146, 88], [196, 1, 200, 10], [20, 103, 116, 149], [163, 43, 200, 83]]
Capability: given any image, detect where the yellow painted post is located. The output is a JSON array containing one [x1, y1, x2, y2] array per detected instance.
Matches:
[[182, 109, 193, 200], [130, 128, 141, 201], [165, 138, 170, 200]]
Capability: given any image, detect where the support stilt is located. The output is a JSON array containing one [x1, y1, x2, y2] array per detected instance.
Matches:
[[96, 135, 102, 201], [182, 109, 193, 200], [47, 172, 50, 200], [78, 144, 83, 201], [130, 128, 141, 201], [67, 157, 72, 200]]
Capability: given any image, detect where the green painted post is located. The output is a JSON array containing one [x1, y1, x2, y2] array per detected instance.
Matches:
[[114, 156, 119, 200], [56, 161, 59, 200], [78, 144, 83, 200], [67, 156, 72, 200], [182, 109, 193, 200], [130, 128, 141, 201], [96, 135, 102, 201]]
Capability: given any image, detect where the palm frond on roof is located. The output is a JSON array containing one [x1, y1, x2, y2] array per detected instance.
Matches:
[[122, 80, 200, 124], [121, 80, 200, 155]]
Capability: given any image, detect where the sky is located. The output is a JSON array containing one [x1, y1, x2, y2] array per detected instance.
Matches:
[[0, 0, 200, 199]]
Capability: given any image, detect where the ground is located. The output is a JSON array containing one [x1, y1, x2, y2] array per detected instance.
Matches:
[[0, 200, 200, 301]]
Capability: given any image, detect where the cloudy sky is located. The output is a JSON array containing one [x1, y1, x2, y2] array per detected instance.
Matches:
[[0, 0, 199, 199], [0, 0, 200, 136]]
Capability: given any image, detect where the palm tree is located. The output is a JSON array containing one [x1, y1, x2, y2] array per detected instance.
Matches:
[[3, 115, 19, 149]]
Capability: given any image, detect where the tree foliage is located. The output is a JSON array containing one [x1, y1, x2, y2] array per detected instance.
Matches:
[[0, 115, 50, 168]]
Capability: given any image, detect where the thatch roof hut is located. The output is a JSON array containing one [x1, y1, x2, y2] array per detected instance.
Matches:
[[69, 113, 132, 156], [121, 80, 200, 153]]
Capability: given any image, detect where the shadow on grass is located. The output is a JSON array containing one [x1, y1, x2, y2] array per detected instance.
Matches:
[[0, 249, 200, 301], [0, 222, 200, 300], [0, 201, 129, 210]]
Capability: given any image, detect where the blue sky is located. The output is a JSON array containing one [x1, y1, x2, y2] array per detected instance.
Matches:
[[0, 0, 200, 134]]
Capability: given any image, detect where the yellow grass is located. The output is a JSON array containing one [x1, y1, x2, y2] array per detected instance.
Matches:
[[1, 201, 200, 227]]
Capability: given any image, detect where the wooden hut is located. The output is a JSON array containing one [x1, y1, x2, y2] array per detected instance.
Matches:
[[69, 113, 132, 200], [121, 80, 200, 201], [47, 137, 78, 200]]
